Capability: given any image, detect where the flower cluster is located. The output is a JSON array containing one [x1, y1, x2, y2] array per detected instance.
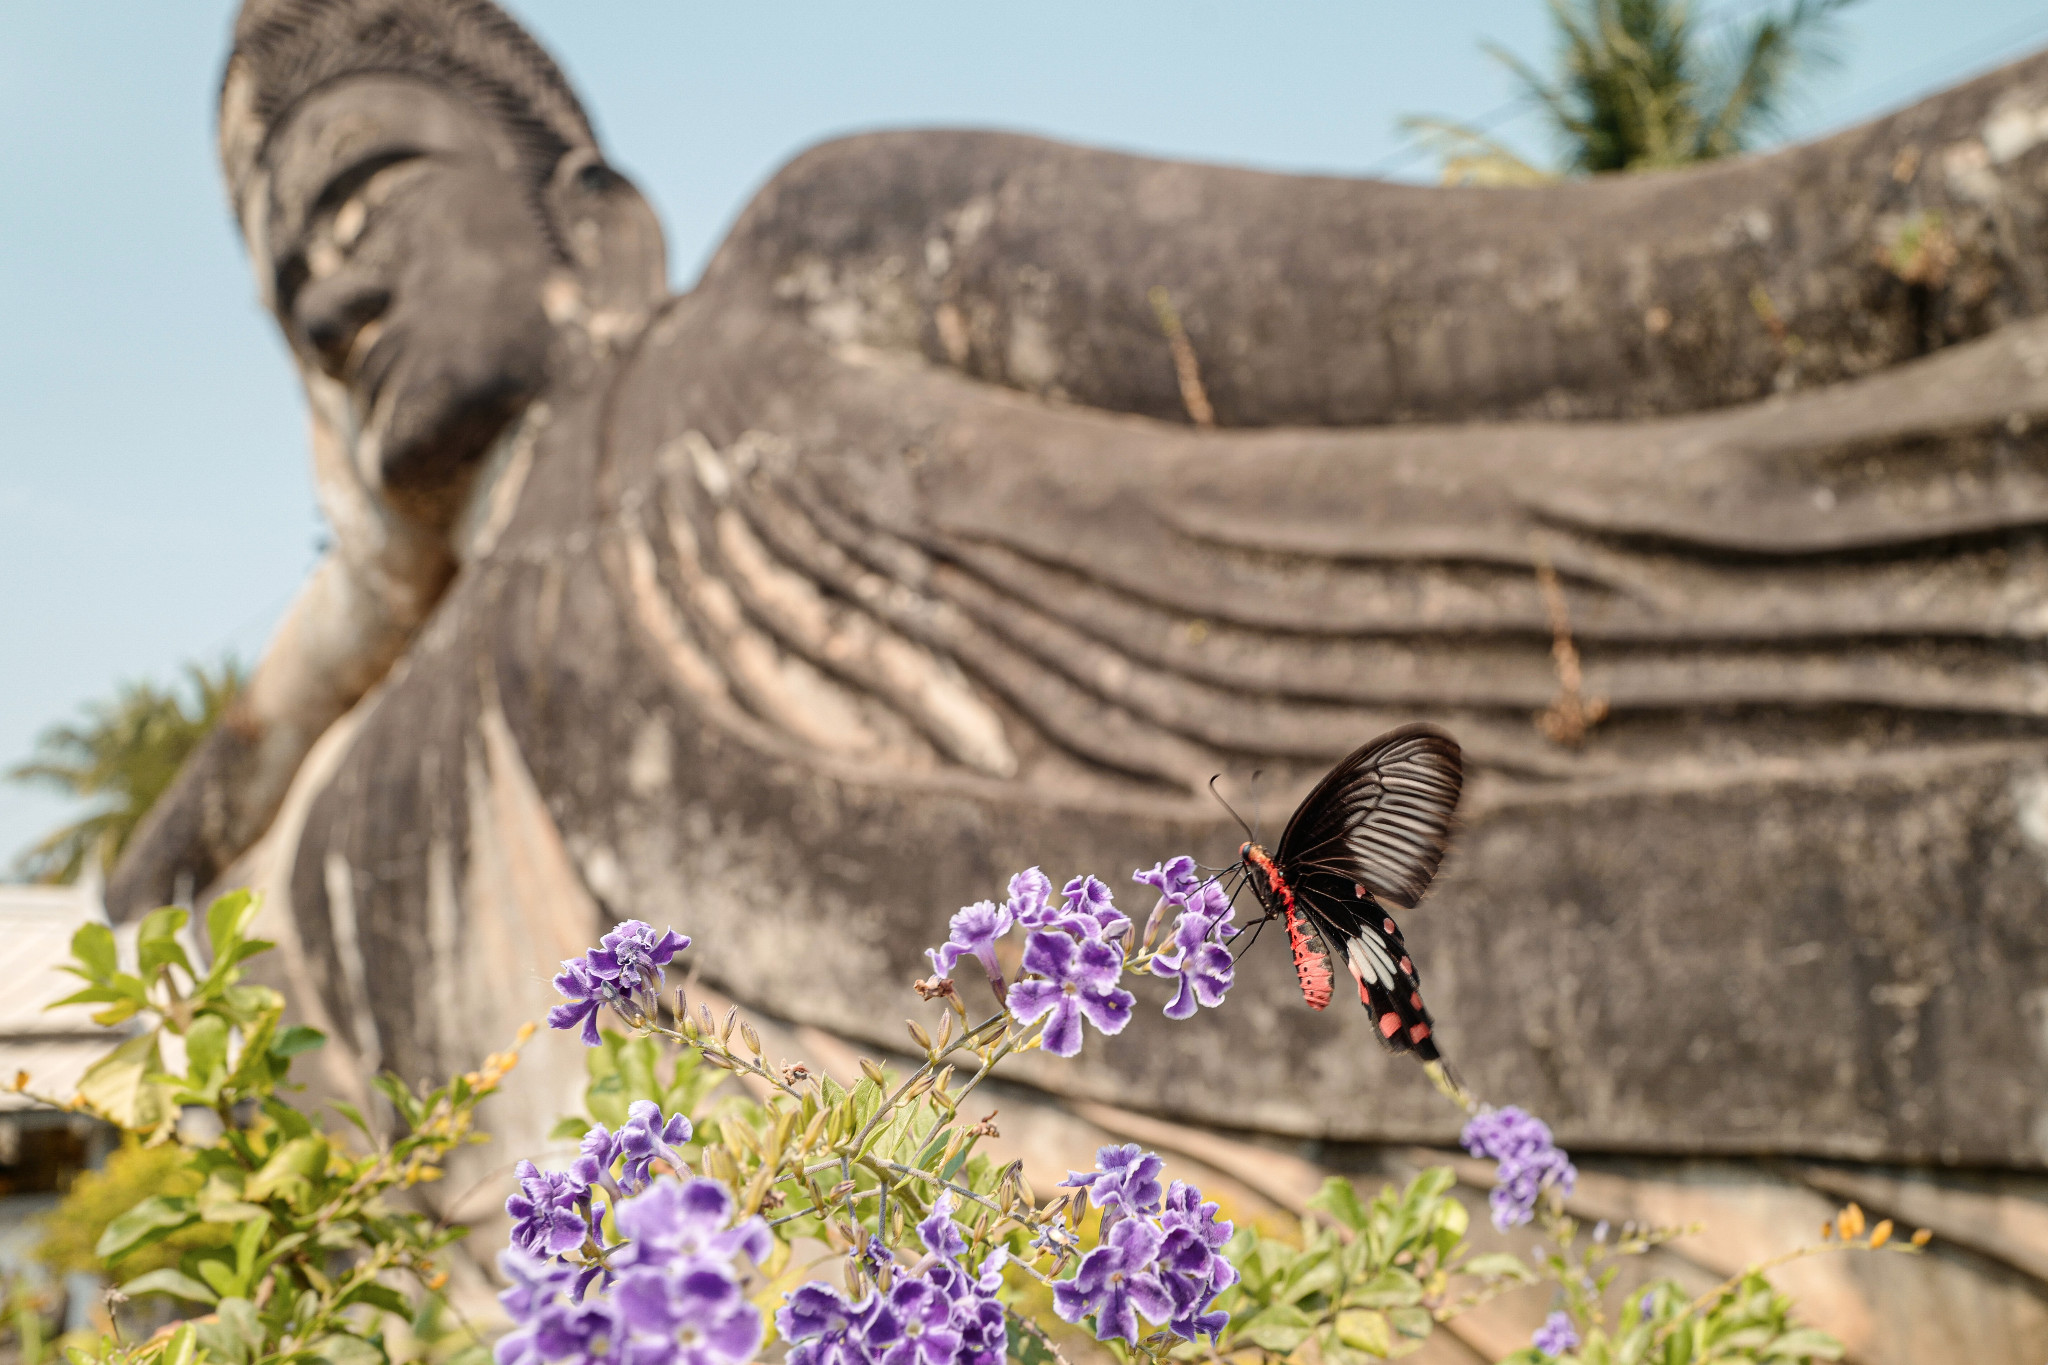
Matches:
[[777, 1195, 1008, 1365], [1051, 1145, 1236, 1344], [1532, 1309, 1581, 1357], [551, 920, 690, 1046], [1135, 856, 1238, 1019], [498, 1176, 771, 1365], [508, 1099, 698, 1270], [1460, 1106, 1578, 1230], [924, 860, 1236, 1057]]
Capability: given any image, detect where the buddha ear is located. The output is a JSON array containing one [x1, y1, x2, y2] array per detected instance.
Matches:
[[546, 148, 667, 312]]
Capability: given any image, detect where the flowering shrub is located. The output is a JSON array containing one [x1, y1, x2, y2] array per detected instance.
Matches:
[[24, 867, 1934, 1365]]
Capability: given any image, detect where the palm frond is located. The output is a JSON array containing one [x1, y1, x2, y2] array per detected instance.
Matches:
[[7, 657, 246, 883], [1409, 0, 1864, 179]]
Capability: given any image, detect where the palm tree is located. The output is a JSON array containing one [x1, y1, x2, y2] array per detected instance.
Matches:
[[1405, 0, 1860, 182], [8, 659, 245, 883]]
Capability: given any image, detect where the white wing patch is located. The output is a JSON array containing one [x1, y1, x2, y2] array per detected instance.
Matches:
[[1347, 934, 1398, 989]]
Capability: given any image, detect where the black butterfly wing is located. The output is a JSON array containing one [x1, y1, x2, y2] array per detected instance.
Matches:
[[1275, 723, 1463, 911], [1294, 870, 1441, 1060]]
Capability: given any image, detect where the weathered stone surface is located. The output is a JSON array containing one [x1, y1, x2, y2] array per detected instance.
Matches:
[[705, 54, 2048, 426], [110, 0, 2048, 1189]]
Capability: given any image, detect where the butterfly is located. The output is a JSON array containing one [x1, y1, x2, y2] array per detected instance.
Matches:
[[1233, 723, 1464, 1063]]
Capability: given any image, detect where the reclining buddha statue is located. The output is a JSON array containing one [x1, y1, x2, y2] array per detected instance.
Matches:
[[111, 0, 2048, 1247]]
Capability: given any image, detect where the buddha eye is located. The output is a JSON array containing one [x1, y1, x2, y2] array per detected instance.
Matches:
[[333, 194, 368, 249]]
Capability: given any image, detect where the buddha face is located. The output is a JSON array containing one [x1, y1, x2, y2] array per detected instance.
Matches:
[[251, 76, 560, 520]]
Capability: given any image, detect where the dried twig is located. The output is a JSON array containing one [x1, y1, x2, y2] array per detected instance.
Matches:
[[1531, 540, 1608, 747], [1148, 286, 1215, 428]]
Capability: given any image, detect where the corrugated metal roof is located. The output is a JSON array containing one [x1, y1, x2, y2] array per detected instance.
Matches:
[[0, 884, 108, 1037], [0, 882, 131, 1112]]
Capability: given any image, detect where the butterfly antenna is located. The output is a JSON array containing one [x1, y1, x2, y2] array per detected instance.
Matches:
[[1207, 774, 1256, 843]]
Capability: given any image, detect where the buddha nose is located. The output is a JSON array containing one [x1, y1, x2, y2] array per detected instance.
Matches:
[[296, 272, 392, 381]]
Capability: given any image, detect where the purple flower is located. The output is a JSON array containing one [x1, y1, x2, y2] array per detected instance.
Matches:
[[508, 1159, 594, 1258], [952, 1291, 1007, 1365], [1006, 931, 1134, 1057], [1005, 867, 1055, 925], [779, 1283, 878, 1365], [614, 1263, 761, 1365], [550, 958, 612, 1047], [1134, 855, 1201, 904], [1052, 1215, 1171, 1344], [577, 1124, 621, 1190], [1461, 1107, 1577, 1230], [1533, 1310, 1580, 1357], [1149, 882, 1237, 1020], [917, 1197, 968, 1261], [1057, 875, 1131, 941], [782, 1194, 1006, 1365], [617, 1101, 693, 1193], [1154, 1183, 1236, 1340], [588, 921, 689, 992], [533, 1295, 627, 1364], [613, 1178, 772, 1271], [926, 899, 1014, 990], [873, 1280, 960, 1365], [1060, 1144, 1164, 1220], [496, 1249, 580, 1365]]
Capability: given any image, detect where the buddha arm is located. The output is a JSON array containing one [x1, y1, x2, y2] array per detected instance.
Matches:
[[107, 396, 457, 919], [701, 51, 2048, 429]]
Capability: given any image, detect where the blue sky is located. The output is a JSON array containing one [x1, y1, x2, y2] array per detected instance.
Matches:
[[4, 0, 2047, 873]]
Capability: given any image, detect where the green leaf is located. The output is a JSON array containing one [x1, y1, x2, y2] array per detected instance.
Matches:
[[95, 1194, 198, 1260], [1388, 1305, 1434, 1340], [247, 1135, 329, 1204], [118, 1268, 218, 1305], [343, 1281, 413, 1316], [137, 906, 193, 978], [186, 1013, 231, 1084], [311, 1334, 385, 1365], [1353, 1267, 1425, 1308], [1239, 1304, 1315, 1352], [49, 984, 125, 1007], [1309, 1176, 1370, 1232], [197, 1170, 269, 1224], [78, 1032, 172, 1131], [1402, 1165, 1459, 1207], [550, 1115, 593, 1141], [328, 1099, 374, 1137], [196, 1258, 243, 1300], [1459, 1252, 1538, 1282], [205, 891, 257, 964], [270, 1025, 326, 1059], [1333, 1309, 1393, 1356], [233, 1215, 267, 1277], [850, 1077, 884, 1132], [67, 922, 118, 983], [195, 1297, 261, 1365], [1764, 1329, 1844, 1359]]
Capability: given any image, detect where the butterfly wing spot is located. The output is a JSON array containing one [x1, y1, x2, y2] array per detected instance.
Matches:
[[1378, 1012, 1402, 1038], [1399, 956, 1413, 975], [1409, 1022, 1432, 1044]]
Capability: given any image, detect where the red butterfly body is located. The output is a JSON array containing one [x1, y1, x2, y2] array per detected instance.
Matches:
[[1237, 724, 1464, 1063]]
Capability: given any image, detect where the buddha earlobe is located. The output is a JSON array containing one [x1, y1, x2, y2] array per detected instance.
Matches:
[[546, 148, 666, 313]]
